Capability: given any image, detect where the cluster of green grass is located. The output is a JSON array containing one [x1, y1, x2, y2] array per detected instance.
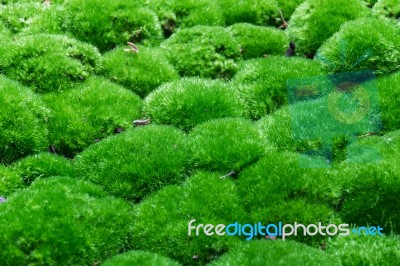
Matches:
[[140, 0, 301, 36], [139, 0, 224, 36], [332, 130, 400, 234], [209, 240, 340, 266], [143, 78, 246, 131], [316, 17, 400, 75], [43, 77, 143, 157], [327, 234, 400, 265], [287, 0, 369, 57], [0, 0, 162, 52], [0, 76, 49, 164], [161, 25, 241, 79], [0, 34, 101, 93], [74, 125, 189, 201], [372, 0, 400, 21], [101, 46, 179, 98], [0, 2, 46, 34], [0, 20, 11, 37], [237, 151, 343, 245], [1, 0, 400, 265], [337, 161, 400, 234], [232, 56, 325, 119], [0, 177, 134, 265], [228, 23, 288, 59], [188, 118, 265, 173], [11, 152, 75, 185], [132, 171, 245, 265], [0, 165, 23, 197], [102, 250, 181, 266]]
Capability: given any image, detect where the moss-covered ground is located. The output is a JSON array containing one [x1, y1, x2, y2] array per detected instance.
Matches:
[[1, 0, 400, 265]]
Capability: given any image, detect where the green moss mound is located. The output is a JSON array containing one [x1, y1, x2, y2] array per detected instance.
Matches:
[[288, 0, 368, 57], [43, 77, 142, 157], [102, 250, 181, 266], [316, 18, 400, 76], [0, 176, 133, 266], [4, 1, 161, 51], [188, 118, 265, 173], [257, 106, 342, 163], [0, 76, 49, 165], [0, 34, 101, 93], [161, 26, 241, 79], [62, 0, 162, 52], [132, 172, 245, 265], [0, 165, 23, 197], [228, 23, 288, 59], [232, 56, 324, 119], [238, 152, 343, 213], [159, 0, 223, 30], [344, 130, 400, 164], [337, 160, 400, 234], [142, 0, 300, 33], [0, 2, 45, 34], [373, 71, 400, 131], [141, 0, 224, 37], [0, 1, 398, 264], [336, 130, 400, 235], [209, 240, 340, 266], [22, 3, 67, 36], [327, 234, 400, 266], [0, 2, 65, 36], [373, 0, 400, 21], [237, 152, 342, 245], [11, 153, 74, 185], [219, 0, 278, 26], [0, 20, 11, 37], [101, 46, 179, 98], [74, 125, 188, 201], [257, 106, 301, 152], [143, 78, 246, 131]]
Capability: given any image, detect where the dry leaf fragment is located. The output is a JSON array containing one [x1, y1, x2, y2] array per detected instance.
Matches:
[[124, 42, 139, 53], [133, 119, 150, 126], [220, 170, 236, 179], [279, 10, 288, 29]]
